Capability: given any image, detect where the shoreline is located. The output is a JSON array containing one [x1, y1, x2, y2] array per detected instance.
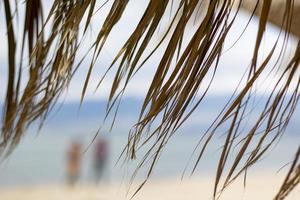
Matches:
[[1, 173, 299, 200]]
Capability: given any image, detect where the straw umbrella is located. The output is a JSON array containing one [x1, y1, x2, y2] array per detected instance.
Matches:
[[242, 0, 300, 37], [1, 1, 299, 199]]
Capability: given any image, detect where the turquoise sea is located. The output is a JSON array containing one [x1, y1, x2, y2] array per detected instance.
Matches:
[[0, 97, 299, 187]]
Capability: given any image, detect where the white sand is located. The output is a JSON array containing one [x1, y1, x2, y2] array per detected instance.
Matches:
[[1, 174, 299, 200]]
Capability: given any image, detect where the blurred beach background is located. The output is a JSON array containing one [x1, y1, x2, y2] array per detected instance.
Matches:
[[0, 1, 300, 199], [0, 97, 299, 200]]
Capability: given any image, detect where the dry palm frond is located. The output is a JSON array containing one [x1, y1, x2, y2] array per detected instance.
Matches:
[[1, 0, 300, 199], [1, 0, 95, 153], [274, 146, 300, 200]]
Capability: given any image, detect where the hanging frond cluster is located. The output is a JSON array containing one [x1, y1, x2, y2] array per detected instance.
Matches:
[[1, 0, 299, 199]]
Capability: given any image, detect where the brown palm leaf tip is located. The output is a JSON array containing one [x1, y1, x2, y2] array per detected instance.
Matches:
[[1, 0, 299, 199]]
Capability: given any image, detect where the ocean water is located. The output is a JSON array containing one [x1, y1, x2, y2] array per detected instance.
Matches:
[[0, 98, 299, 187]]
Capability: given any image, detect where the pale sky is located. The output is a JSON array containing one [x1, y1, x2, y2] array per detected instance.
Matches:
[[0, 1, 298, 103]]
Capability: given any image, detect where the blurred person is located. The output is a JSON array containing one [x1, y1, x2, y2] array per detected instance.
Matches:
[[66, 140, 82, 186], [93, 137, 109, 183]]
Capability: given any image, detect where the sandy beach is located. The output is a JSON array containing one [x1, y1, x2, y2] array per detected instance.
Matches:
[[1, 173, 299, 200]]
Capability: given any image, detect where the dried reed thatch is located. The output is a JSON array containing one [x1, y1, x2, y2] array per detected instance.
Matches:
[[1, 0, 299, 199]]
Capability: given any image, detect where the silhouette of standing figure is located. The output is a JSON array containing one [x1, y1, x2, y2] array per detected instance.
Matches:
[[93, 138, 108, 183], [67, 140, 81, 186]]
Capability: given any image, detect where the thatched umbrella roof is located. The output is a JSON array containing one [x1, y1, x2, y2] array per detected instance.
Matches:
[[242, 0, 300, 37], [1, 1, 299, 199]]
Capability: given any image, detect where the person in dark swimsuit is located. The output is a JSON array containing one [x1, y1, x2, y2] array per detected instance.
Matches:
[[93, 138, 108, 183]]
